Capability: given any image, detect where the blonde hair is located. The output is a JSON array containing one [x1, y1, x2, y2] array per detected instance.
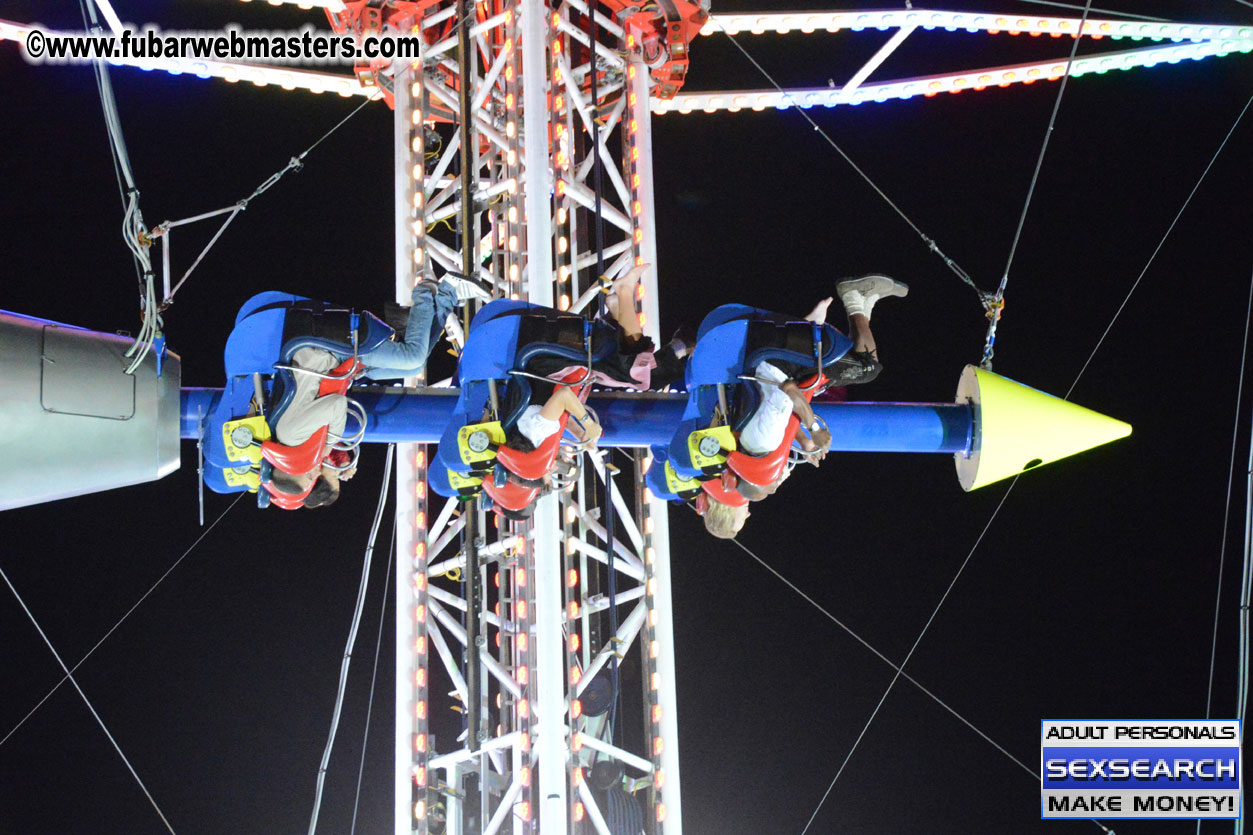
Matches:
[[703, 498, 746, 539]]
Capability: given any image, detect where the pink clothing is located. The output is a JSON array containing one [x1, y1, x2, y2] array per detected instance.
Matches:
[[547, 350, 657, 391]]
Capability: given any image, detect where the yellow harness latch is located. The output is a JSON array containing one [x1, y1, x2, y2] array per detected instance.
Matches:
[[664, 460, 703, 499], [222, 415, 272, 464], [687, 425, 736, 475], [458, 421, 506, 469], [447, 469, 484, 497]]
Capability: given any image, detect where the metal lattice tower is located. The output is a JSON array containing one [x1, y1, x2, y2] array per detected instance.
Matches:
[[376, 1, 682, 831]]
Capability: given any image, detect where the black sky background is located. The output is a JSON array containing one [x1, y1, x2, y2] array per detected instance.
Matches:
[[2, 0, 1252, 833]]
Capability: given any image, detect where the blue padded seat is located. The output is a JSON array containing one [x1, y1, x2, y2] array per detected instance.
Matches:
[[665, 305, 852, 479]]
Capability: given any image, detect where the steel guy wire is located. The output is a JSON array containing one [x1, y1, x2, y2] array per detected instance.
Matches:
[[790, 93, 1253, 818], [159, 95, 376, 310], [1013, 0, 1170, 22], [79, 0, 160, 371], [0, 562, 179, 834], [713, 22, 985, 305], [722, 532, 1044, 781], [1199, 266, 1253, 835], [1236, 378, 1253, 835], [307, 444, 395, 835], [0, 492, 245, 749], [1065, 90, 1253, 400], [349, 518, 397, 835], [982, 0, 1092, 370], [791, 95, 1253, 817], [1204, 267, 1253, 721], [778, 479, 1125, 834]]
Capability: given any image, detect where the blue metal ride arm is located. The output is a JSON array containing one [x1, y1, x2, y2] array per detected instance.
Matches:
[[181, 387, 972, 454]]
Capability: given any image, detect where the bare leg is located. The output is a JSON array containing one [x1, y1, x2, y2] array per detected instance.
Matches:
[[612, 264, 649, 341], [848, 312, 876, 357], [807, 293, 874, 355], [804, 296, 833, 323]]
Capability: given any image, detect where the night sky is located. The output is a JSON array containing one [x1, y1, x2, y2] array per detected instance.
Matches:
[[2, 1, 1251, 833]]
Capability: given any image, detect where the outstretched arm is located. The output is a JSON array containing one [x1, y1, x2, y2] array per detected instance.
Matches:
[[541, 387, 602, 447]]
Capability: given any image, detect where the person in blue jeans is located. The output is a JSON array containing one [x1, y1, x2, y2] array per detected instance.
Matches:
[[358, 274, 489, 380]]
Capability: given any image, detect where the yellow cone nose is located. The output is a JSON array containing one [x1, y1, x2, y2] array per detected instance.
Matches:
[[954, 365, 1131, 491]]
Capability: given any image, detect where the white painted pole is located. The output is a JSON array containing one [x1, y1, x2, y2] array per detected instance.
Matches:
[[519, 0, 567, 829], [393, 64, 417, 835], [531, 490, 569, 833], [630, 45, 683, 832], [521, 0, 553, 306]]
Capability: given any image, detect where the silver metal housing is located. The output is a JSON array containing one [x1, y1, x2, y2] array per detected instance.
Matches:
[[0, 310, 182, 510]]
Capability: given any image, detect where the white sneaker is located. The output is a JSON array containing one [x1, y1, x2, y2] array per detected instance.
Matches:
[[836, 274, 908, 321], [440, 274, 493, 304], [444, 313, 465, 350]]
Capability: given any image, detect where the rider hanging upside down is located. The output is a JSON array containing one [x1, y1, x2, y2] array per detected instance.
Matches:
[[487, 264, 678, 516], [694, 274, 908, 538], [265, 347, 359, 508], [264, 273, 490, 508], [502, 264, 663, 455], [433, 264, 677, 518]]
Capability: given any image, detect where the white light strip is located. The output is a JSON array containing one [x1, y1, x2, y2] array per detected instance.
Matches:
[[701, 9, 1253, 42], [238, 0, 347, 11], [654, 40, 1252, 114], [0, 21, 373, 96]]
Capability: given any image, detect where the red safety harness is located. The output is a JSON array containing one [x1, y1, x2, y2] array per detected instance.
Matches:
[[725, 372, 826, 488], [261, 356, 363, 509]]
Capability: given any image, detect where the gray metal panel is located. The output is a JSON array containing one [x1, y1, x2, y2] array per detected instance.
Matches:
[[40, 324, 136, 419], [0, 311, 182, 510]]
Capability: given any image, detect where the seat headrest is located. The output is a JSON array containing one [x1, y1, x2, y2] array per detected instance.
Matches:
[[701, 473, 748, 508], [261, 426, 330, 475], [482, 472, 540, 514]]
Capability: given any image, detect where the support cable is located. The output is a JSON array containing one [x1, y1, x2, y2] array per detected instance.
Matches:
[[1203, 269, 1253, 722], [1014, 0, 1170, 23], [1230, 285, 1252, 835], [713, 24, 985, 304], [79, 0, 135, 236], [1065, 91, 1253, 400], [0, 492, 245, 748], [719, 509, 1112, 834], [0, 564, 178, 834], [982, 0, 1092, 370], [785, 481, 1099, 833], [79, 0, 160, 375], [721, 532, 1041, 777], [349, 520, 397, 835], [797, 85, 1253, 835], [307, 445, 395, 835], [156, 96, 375, 311], [1233, 363, 1253, 835]]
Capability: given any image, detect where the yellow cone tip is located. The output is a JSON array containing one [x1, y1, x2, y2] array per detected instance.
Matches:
[[954, 365, 1131, 491]]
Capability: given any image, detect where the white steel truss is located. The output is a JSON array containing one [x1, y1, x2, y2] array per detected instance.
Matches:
[[387, 1, 678, 831]]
